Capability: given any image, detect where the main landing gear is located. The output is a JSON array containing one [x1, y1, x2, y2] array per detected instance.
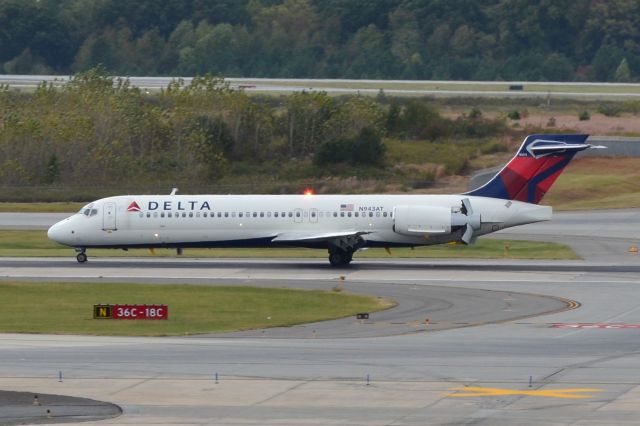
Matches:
[[328, 248, 353, 267], [75, 248, 87, 263]]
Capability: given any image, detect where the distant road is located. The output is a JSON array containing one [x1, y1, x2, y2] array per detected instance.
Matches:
[[3, 75, 640, 98]]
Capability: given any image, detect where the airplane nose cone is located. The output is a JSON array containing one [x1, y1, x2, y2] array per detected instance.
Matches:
[[48, 220, 73, 246], [47, 222, 62, 242]]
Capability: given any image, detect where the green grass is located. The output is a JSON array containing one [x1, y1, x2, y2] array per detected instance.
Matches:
[[0, 202, 84, 212], [0, 282, 392, 336], [0, 230, 578, 260]]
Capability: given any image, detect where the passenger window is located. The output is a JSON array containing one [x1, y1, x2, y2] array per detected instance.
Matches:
[[274, 212, 279, 218], [288, 212, 293, 217], [188, 212, 193, 218], [267, 212, 271, 217], [282, 212, 286, 217], [311, 211, 316, 217], [196, 212, 201, 218], [224, 212, 229, 217], [369, 212, 373, 217], [347, 212, 352, 217], [253, 212, 257, 217], [232, 212, 236, 217], [161, 212, 165, 218], [203, 212, 207, 217], [354, 212, 359, 217], [383, 212, 388, 217], [182, 212, 187, 218], [296, 212, 301, 217], [340, 212, 345, 217], [333, 212, 337, 217], [146, 213, 151, 218], [153, 212, 158, 218], [239, 212, 243, 218], [168, 212, 173, 218], [260, 212, 264, 217], [217, 212, 222, 218]]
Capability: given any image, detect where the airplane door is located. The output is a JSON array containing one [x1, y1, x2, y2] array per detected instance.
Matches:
[[294, 208, 303, 223], [310, 208, 318, 223], [103, 202, 117, 230]]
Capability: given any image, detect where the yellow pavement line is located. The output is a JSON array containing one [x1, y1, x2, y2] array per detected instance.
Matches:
[[447, 386, 601, 399]]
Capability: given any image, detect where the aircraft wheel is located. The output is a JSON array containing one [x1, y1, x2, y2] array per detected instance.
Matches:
[[329, 250, 352, 267], [76, 252, 88, 263]]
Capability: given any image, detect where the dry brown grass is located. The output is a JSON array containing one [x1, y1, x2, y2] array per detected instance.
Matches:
[[544, 157, 640, 209], [517, 113, 640, 135]]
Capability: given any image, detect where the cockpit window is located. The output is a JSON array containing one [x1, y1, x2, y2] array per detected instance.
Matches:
[[79, 203, 98, 217]]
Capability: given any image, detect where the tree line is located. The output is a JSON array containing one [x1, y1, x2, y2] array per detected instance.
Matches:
[[0, 69, 506, 191], [1, 0, 639, 82]]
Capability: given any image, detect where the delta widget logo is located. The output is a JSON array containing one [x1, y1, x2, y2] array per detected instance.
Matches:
[[127, 201, 141, 212]]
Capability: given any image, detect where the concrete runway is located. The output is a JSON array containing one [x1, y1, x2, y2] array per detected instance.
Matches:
[[3, 75, 640, 99], [2, 210, 640, 424]]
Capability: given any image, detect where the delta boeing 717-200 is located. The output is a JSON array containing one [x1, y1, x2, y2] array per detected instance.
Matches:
[[48, 134, 602, 266]]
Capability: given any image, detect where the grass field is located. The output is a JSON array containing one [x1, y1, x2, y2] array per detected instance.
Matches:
[[0, 281, 392, 336], [0, 202, 85, 212], [545, 157, 640, 210], [0, 230, 578, 260]]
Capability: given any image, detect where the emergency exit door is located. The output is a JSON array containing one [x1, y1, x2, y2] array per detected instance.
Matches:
[[103, 202, 117, 230]]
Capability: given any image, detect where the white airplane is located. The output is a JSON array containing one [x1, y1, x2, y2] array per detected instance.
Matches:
[[48, 134, 601, 266]]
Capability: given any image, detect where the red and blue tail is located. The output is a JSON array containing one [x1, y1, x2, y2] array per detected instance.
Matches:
[[465, 134, 598, 204]]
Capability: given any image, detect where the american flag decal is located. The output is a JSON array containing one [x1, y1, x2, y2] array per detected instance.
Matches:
[[340, 204, 354, 211]]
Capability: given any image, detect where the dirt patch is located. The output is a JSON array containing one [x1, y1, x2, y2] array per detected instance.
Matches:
[[515, 113, 640, 135]]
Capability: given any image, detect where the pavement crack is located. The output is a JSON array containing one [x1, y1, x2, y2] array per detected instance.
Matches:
[[108, 377, 156, 397], [252, 380, 308, 406]]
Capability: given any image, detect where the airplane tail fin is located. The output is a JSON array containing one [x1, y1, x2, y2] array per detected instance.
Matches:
[[465, 134, 603, 204]]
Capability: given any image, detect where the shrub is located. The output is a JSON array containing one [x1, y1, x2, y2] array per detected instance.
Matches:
[[507, 110, 521, 120], [314, 127, 386, 167], [578, 111, 590, 121], [598, 104, 622, 117]]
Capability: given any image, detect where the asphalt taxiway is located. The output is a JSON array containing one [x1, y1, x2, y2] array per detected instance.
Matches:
[[1, 209, 640, 424]]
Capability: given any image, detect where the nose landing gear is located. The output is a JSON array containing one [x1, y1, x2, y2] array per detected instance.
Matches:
[[75, 248, 87, 263]]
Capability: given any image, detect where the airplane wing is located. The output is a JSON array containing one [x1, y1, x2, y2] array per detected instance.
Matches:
[[271, 230, 370, 244]]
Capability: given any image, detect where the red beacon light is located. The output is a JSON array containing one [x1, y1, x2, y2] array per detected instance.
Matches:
[[303, 188, 315, 197]]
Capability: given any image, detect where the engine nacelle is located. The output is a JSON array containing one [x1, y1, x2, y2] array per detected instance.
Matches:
[[393, 201, 482, 241], [393, 205, 452, 236]]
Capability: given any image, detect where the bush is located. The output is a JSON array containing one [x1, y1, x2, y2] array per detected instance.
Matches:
[[468, 107, 482, 119], [507, 110, 521, 120], [598, 104, 622, 117], [479, 140, 507, 155], [388, 100, 451, 140], [314, 127, 386, 167], [578, 111, 590, 121]]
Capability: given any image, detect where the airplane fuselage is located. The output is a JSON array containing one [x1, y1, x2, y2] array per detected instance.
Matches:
[[48, 194, 551, 250]]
